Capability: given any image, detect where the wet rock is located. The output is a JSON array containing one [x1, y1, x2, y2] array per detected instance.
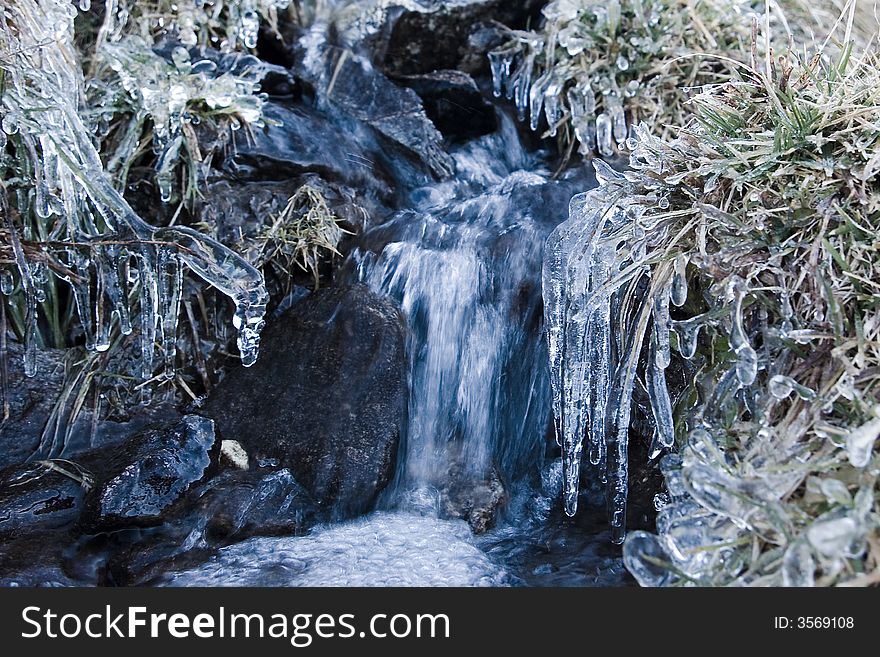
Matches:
[[106, 467, 317, 585], [0, 343, 67, 469], [203, 284, 407, 518], [296, 39, 454, 179], [222, 102, 394, 194], [0, 461, 90, 537], [363, 0, 546, 76], [440, 462, 506, 534], [395, 70, 497, 142], [0, 461, 92, 586], [78, 415, 217, 532]]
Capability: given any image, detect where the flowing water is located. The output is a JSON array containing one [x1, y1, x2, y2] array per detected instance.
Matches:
[[164, 115, 632, 587]]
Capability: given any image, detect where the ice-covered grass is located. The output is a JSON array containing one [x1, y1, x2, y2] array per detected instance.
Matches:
[[490, 0, 879, 160], [547, 6, 880, 583], [1, 0, 270, 444], [1, 1, 350, 437]]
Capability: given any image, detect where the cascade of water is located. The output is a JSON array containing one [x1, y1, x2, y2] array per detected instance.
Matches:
[[350, 115, 589, 507]]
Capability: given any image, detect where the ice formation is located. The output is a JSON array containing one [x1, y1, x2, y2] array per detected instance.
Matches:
[[543, 149, 677, 543], [543, 126, 775, 543], [489, 0, 654, 155], [100, 38, 269, 203], [0, 0, 268, 377], [96, 0, 293, 52]]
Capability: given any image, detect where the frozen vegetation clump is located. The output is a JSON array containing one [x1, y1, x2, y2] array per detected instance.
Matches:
[[0, 0, 269, 389], [94, 38, 269, 204], [546, 9, 880, 583], [95, 0, 296, 52], [490, 0, 877, 159]]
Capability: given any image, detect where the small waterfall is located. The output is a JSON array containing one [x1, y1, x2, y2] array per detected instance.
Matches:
[[349, 115, 592, 508]]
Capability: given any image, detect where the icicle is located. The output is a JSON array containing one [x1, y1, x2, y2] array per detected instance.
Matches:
[[103, 247, 132, 335], [3, 208, 38, 377], [137, 252, 158, 380], [672, 314, 704, 359], [528, 72, 551, 131], [607, 297, 650, 544], [543, 78, 563, 137], [652, 279, 671, 369], [596, 113, 614, 156], [727, 276, 757, 385], [647, 335, 675, 456], [607, 94, 627, 144], [488, 47, 518, 98], [157, 250, 183, 379], [94, 260, 111, 353], [511, 50, 536, 121], [671, 254, 688, 306]]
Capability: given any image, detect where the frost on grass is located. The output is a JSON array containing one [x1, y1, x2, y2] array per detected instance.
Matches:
[[546, 24, 880, 582], [489, 0, 876, 159], [0, 0, 268, 382]]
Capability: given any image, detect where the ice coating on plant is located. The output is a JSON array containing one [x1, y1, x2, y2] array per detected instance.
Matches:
[[543, 152, 678, 541], [488, 0, 757, 155], [844, 413, 880, 469], [0, 0, 269, 377], [96, 0, 294, 52], [100, 37, 268, 203]]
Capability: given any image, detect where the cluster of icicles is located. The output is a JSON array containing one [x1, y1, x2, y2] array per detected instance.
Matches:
[[489, 42, 632, 157], [100, 0, 292, 51], [1, 0, 268, 378], [542, 125, 762, 545]]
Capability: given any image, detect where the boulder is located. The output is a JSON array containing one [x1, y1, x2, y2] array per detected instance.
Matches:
[[203, 284, 407, 518], [295, 42, 455, 180], [362, 0, 546, 76]]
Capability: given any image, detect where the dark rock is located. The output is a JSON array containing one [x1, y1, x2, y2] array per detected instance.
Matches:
[[104, 467, 316, 585], [0, 461, 89, 537], [203, 284, 407, 518], [189, 467, 317, 541], [441, 463, 506, 534], [395, 70, 497, 142], [224, 102, 391, 192], [0, 343, 67, 469], [0, 461, 92, 586], [365, 0, 546, 76], [78, 415, 217, 532], [295, 42, 454, 179]]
